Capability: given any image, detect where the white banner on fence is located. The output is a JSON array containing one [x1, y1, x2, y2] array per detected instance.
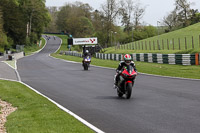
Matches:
[[73, 38, 98, 45]]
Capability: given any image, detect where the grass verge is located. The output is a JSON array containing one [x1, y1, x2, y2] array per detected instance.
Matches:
[[0, 80, 93, 133], [52, 53, 200, 79], [24, 38, 46, 56]]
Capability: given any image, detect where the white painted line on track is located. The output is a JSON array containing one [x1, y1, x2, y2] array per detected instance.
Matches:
[[15, 60, 21, 82], [19, 81, 105, 133], [9, 36, 105, 133], [54, 37, 62, 53], [0, 77, 105, 133]]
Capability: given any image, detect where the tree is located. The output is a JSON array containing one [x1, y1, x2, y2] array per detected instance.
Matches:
[[0, 0, 50, 47], [133, 2, 145, 30], [101, 0, 119, 46], [119, 0, 134, 33], [56, 2, 94, 37], [0, 6, 8, 51], [19, 0, 50, 43], [174, 0, 192, 27], [0, 0, 27, 45], [45, 7, 59, 33], [163, 9, 180, 31], [189, 9, 200, 24]]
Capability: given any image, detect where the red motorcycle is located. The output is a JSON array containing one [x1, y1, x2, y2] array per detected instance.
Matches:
[[115, 65, 137, 99]]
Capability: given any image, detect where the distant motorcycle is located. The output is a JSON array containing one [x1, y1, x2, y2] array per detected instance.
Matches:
[[114, 65, 137, 99], [83, 56, 91, 70]]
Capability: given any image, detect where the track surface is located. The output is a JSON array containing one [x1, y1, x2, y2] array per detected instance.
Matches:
[[17, 36, 200, 133]]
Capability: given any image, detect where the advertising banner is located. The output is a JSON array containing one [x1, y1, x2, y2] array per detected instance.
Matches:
[[73, 38, 98, 45]]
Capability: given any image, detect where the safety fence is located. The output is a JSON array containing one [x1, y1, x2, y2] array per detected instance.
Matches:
[[114, 35, 200, 51], [95, 53, 200, 66]]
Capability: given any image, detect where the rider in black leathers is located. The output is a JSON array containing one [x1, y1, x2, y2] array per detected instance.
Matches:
[[114, 54, 137, 88]]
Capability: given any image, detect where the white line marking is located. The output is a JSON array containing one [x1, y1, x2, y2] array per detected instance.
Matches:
[[54, 37, 62, 53], [19, 81, 105, 133], [14, 36, 105, 133], [0, 77, 105, 133]]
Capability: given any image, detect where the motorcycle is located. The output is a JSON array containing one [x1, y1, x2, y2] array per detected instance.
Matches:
[[114, 65, 137, 99], [83, 56, 91, 70]]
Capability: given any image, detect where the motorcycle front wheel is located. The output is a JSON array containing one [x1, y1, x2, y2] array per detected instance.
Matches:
[[125, 83, 132, 99], [83, 63, 88, 70]]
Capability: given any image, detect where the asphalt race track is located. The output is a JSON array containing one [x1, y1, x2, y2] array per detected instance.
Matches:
[[17, 36, 200, 133]]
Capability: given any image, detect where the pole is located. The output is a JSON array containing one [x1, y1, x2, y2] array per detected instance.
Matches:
[[157, 21, 160, 50], [111, 31, 112, 46]]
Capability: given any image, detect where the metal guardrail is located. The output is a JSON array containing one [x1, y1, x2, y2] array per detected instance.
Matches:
[[95, 53, 199, 66]]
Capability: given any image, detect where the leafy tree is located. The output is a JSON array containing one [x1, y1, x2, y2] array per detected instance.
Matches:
[[0, 0, 50, 49], [101, 0, 119, 45], [119, 0, 134, 33], [175, 0, 192, 27], [19, 0, 50, 44], [133, 2, 145, 30], [0, 0, 27, 45], [0, 6, 8, 51], [189, 9, 200, 24], [56, 2, 94, 37], [45, 7, 59, 33]]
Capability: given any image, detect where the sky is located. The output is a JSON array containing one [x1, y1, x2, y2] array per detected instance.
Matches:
[[45, 0, 200, 26]]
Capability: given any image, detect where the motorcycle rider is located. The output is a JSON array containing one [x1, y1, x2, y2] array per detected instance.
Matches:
[[82, 50, 91, 64], [114, 54, 137, 88]]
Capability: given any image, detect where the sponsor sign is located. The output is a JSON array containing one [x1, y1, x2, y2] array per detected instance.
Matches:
[[73, 38, 98, 45]]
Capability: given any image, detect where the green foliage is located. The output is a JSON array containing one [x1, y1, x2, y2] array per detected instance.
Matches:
[[1, 0, 27, 45], [45, 7, 59, 33], [24, 37, 46, 55], [56, 3, 94, 38], [0, 0, 50, 51]]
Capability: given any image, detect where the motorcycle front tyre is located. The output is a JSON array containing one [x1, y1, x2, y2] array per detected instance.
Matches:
[[125, 83, 132, 99], [84, 63, 88, 70]]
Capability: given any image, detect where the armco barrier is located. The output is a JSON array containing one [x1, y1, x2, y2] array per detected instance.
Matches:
[[95, 53, 199, 66], [65, 51, 82, 57], [62, 51, 199, 66]]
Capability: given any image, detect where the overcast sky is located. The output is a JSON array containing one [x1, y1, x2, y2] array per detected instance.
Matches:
[[45, 0, 200, 26]]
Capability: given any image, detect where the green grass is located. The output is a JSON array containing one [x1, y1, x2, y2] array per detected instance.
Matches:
[[24, 38, 46, 56], [104, 22, 200, 54], [51, 54, 200, 79], [0, 80, 93, 133]]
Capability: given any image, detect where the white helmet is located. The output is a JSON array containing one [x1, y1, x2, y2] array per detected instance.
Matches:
[[85, 50, 89, 53], [124, 54, 132, 65]]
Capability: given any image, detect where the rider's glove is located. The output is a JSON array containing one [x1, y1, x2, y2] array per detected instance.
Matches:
[[117, 70, 122, 74]]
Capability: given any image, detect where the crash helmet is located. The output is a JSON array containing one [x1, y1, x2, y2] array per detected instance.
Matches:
[[85, 50, 89, 53], [124, 54, 132, 65]]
